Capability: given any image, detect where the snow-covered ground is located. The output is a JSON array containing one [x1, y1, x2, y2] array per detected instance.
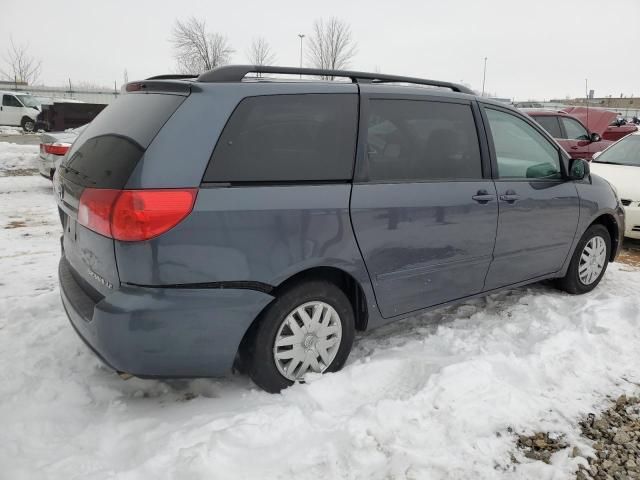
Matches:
[[0, 126, 23, 136], [1, 143, 640, 480], [0, 141, 39, 174]]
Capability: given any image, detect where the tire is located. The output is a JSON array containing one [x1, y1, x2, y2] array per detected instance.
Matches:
[[556, 224, 611, 294], [21, 117, 35, 133], [244, 280, 355, 393]]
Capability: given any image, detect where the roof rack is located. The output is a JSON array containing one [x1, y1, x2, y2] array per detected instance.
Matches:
[[146, 74, 199, 80], [196, 65, 475, 95]]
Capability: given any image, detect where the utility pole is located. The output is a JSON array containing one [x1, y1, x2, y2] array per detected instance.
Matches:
[[298, 34, 305, 78], [481, 57, 487, 97], [585, 78, 589, 128]]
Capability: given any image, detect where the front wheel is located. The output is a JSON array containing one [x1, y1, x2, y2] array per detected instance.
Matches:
[[21, 117, 35, 133], [244, 280, 355, 393], [556, 224, 611, 294]]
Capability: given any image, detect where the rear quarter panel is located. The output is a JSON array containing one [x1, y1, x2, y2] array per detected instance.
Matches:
[[117, 81, 386, 326], [114, 184, 384, 327]]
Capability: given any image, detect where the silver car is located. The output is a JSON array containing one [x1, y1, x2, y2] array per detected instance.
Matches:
[[38, 125, 86, 179]]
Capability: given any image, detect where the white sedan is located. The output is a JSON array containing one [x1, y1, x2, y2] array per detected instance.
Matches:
[[590, 132, 640, 239]]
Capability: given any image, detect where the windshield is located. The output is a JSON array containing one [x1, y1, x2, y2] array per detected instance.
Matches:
[[16, 95, 40, 108], [594, 135, 640, 166]]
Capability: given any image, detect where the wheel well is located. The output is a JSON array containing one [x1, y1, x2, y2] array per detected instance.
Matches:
[[590, 214, 619, 261], [21, 116, 35, 130], [273, 267, 368, 332], [234, 267, 369, 373]]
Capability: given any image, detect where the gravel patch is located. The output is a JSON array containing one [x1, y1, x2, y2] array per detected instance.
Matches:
[[516, 431, 569, 464], [577, 394, 640, 479], [0, 168, 39, 177], [514, 394, 640, 479]]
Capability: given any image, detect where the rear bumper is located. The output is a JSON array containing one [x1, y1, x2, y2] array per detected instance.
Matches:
[[59, 257, 274, 377], [38, 154, 54, 179]]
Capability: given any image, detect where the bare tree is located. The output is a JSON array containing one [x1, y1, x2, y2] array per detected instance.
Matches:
[[171, 17, 234, 74], [246, 37, 276, 67], [1, 38, 41, 85], [307, 17, 357, 78]]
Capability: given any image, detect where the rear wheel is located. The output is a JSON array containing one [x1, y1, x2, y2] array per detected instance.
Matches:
[[21, 117, 35, 133], [244, 280, 355, 393], [556, 224, 611, 294]]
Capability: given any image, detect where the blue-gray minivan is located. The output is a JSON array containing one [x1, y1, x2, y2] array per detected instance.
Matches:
[[55, 65, 624, 393]]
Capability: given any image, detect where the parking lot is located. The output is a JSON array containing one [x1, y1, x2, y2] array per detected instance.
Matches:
[[1, 139, 640, 479], [618, 239, 640, 267]]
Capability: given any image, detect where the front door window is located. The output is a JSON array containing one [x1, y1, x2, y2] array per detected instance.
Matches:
[[486, 108, 562, 180]]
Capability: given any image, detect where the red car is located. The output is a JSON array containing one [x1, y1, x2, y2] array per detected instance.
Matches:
[[526, 109, 614, 159], [561, 106, 638, 142], [604, 121, 639, 141]]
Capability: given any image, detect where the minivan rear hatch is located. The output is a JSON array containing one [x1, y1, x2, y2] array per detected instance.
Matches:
[[55, 86, 188, 298]]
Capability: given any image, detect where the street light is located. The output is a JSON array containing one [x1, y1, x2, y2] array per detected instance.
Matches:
[[298, 34, 305, 78], [481, 57, 488, 97]]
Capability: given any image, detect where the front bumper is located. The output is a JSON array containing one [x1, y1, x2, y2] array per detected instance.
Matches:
[[623, 203, 640, 240], [59, 257, 274, 377]]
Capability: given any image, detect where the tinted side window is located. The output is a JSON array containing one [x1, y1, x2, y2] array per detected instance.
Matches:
[[533, 115, 562, 138], [486, 108, 562, 180], [204, 94, 358, 182], [2, 95, 22, 107], [364, 99, 482, 182], [560, 117, 590, 140]]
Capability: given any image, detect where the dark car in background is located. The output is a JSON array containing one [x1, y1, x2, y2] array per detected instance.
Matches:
[[526, 109, 613, 159], [36, 102, 106, 132], [55, 65, 624, 393]]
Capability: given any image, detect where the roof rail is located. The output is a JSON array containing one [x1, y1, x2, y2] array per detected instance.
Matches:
[[196, 65, 475, 95], [146, 74, 199, 80]]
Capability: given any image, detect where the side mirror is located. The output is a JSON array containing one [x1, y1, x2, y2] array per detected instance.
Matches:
[[590, 132, 601, 142], [568, 158, 590, 180]]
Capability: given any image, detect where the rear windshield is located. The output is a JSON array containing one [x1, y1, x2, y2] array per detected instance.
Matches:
[[59, 93, 185, 188]]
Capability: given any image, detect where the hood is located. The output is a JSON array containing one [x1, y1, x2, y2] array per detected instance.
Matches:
[[561, 107, 617, 136]]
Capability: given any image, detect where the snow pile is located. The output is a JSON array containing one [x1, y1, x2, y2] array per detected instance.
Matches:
[[0, 141, 40, 174], [0, 126, 23, 135], [1, 175, 640, 480]]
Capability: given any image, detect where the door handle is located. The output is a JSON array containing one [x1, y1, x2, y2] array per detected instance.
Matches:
[[472, 190, 495, 204], [570, 146, 578, 150], [499, 190, 520, 203]]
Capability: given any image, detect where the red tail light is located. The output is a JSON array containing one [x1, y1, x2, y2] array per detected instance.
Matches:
[[78, 188, 197, 241], [41, 143, 71, 156], [77, 189, 121, 238]]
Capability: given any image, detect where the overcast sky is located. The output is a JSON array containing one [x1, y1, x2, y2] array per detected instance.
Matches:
[[2, 0, 638, 100]]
